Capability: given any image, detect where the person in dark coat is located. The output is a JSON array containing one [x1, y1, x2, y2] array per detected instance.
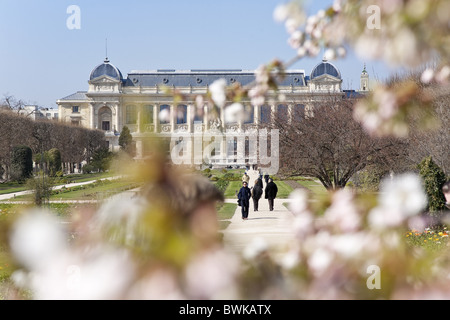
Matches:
[[251, 179, 263, 211], [264, 173, 270, 185], [237, 181, 252, 220], [264, 178, 278, 211]]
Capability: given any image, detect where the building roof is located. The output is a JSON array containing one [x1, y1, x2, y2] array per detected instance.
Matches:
[[310, 59, 341, 80], [343, 89, 367, 98], [89, 58, 123, 81], [59, 91, 88, 101], [123, 69, 307, 88]]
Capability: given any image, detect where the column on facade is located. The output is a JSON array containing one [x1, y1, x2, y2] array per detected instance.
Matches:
[[114, 103, 120, 132], [204, 105, 209, 130], [270, 104, 276, 124], [236, 134, 245, 166], [253, 104, 260, 125], [220, 105, 225, 130], [238, 103, 244, 131], [220, 134, 227, 165], [305, 103, 313, 118], [287, 104, 293, 125], [136, 104, 142, 133], [89, 104, 95, 129], [170, 104, 175, 132], [153, 105, 158, 133], [187, 104, 193, 133]]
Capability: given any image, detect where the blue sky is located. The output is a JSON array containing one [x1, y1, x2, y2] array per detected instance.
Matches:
[[0, 0, 392, 108]]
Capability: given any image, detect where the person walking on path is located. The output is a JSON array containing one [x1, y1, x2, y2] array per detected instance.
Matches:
[[237, 181, 251, 220], [264, 173, 270, 185], [251, 178, 263, 211], [242, 172, 250, 185], [265, 178, 278, 211]]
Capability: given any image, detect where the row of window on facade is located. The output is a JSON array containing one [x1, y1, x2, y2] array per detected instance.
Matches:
[[71, 104, 306, 129]]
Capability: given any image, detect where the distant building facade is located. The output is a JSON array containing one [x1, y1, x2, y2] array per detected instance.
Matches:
[[57, 57, 368, 165], [18, 105, 58, 121]]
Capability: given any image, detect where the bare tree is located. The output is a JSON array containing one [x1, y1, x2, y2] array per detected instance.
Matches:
[[275, 97, 408, 190], [407, 84, 450, 175], [0, 94, 27, 113]]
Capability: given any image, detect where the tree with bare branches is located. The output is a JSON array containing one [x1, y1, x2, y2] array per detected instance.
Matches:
[[275, 97, 408, 190]]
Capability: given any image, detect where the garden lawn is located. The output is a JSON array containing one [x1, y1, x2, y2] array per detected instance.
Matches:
[[60, 172, 114, 183], [295, 179, 328, 195], [0, 183, 27, 195], [0, 251, 13, 282], [275, 181, 294, 198], [224, 181, 243, 198], [216, 202, 237, 231], [50, 180, 141, 201], [5, 179, 141, 202]]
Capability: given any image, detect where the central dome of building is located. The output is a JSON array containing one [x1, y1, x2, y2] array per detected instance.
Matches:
[[310, 59, 341, 80], [89, 58, 123, 81]]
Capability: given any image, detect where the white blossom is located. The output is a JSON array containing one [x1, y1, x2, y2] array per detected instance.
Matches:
[[224, 103, 244, 123], [368, 173, 427, 230], [159, 108, 170, 122], [288, 188, 309, 215], [378, 173, 427, 217], [185, 249, 239, 299], [10, 209, 67, 271], [31, 246, 134, 300], [243, 237, 268, 260], [127, 269, 185, 300], [420, 68, 435, 84], [324, 189, 361, 233], [209, 78, 227, 108]]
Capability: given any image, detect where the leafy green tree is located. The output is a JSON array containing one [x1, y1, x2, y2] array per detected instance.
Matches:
[[118, 126, 134, 156], [91, 147, 114, 172], [26, 172, 54, 206], [47, 148, 62, 177], [418, 156, 447, 213], [10, 145, 33, 182]]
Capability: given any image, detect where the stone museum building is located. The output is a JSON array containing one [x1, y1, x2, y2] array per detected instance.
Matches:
[[57, 57, 369, 166]]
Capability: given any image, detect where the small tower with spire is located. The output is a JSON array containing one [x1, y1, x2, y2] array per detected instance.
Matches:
[[360, 63, 369, 92]]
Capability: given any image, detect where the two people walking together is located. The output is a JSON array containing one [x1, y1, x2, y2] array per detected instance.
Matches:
[[238, 172, 278, 220]]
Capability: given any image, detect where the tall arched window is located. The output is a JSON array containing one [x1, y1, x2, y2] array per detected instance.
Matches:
[[276, 104, 288, 123], [193, 105, 203, 123], [260, 105, 271, 124], [142, 105, 153, 124], [160, 105, 170, 124], [244, 105, 254, 124], [126, 105, 137, 124], [292, 104, 305, 122], [98, 106, 112, 131], [176, 105, 187, 124]]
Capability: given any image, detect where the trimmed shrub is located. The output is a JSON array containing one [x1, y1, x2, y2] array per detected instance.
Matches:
[[10, 145, 33, 182], [48, 148, 62, 177], [418, 156, 447, 213]]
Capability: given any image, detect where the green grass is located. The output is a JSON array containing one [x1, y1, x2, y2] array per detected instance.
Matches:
[[224, 181, 243, 198], [216, 202, 238, 232], [0, 181, 28, 195], [61, 172, 114, 183], [0, 248, 15, 281], [0, 172, 114, 196], [50, 180, 141, 201], [296, 179, 328, 194], [5, 179, 141, 202], [274, 181, 294, 198], [217, 202, 237, 220]]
